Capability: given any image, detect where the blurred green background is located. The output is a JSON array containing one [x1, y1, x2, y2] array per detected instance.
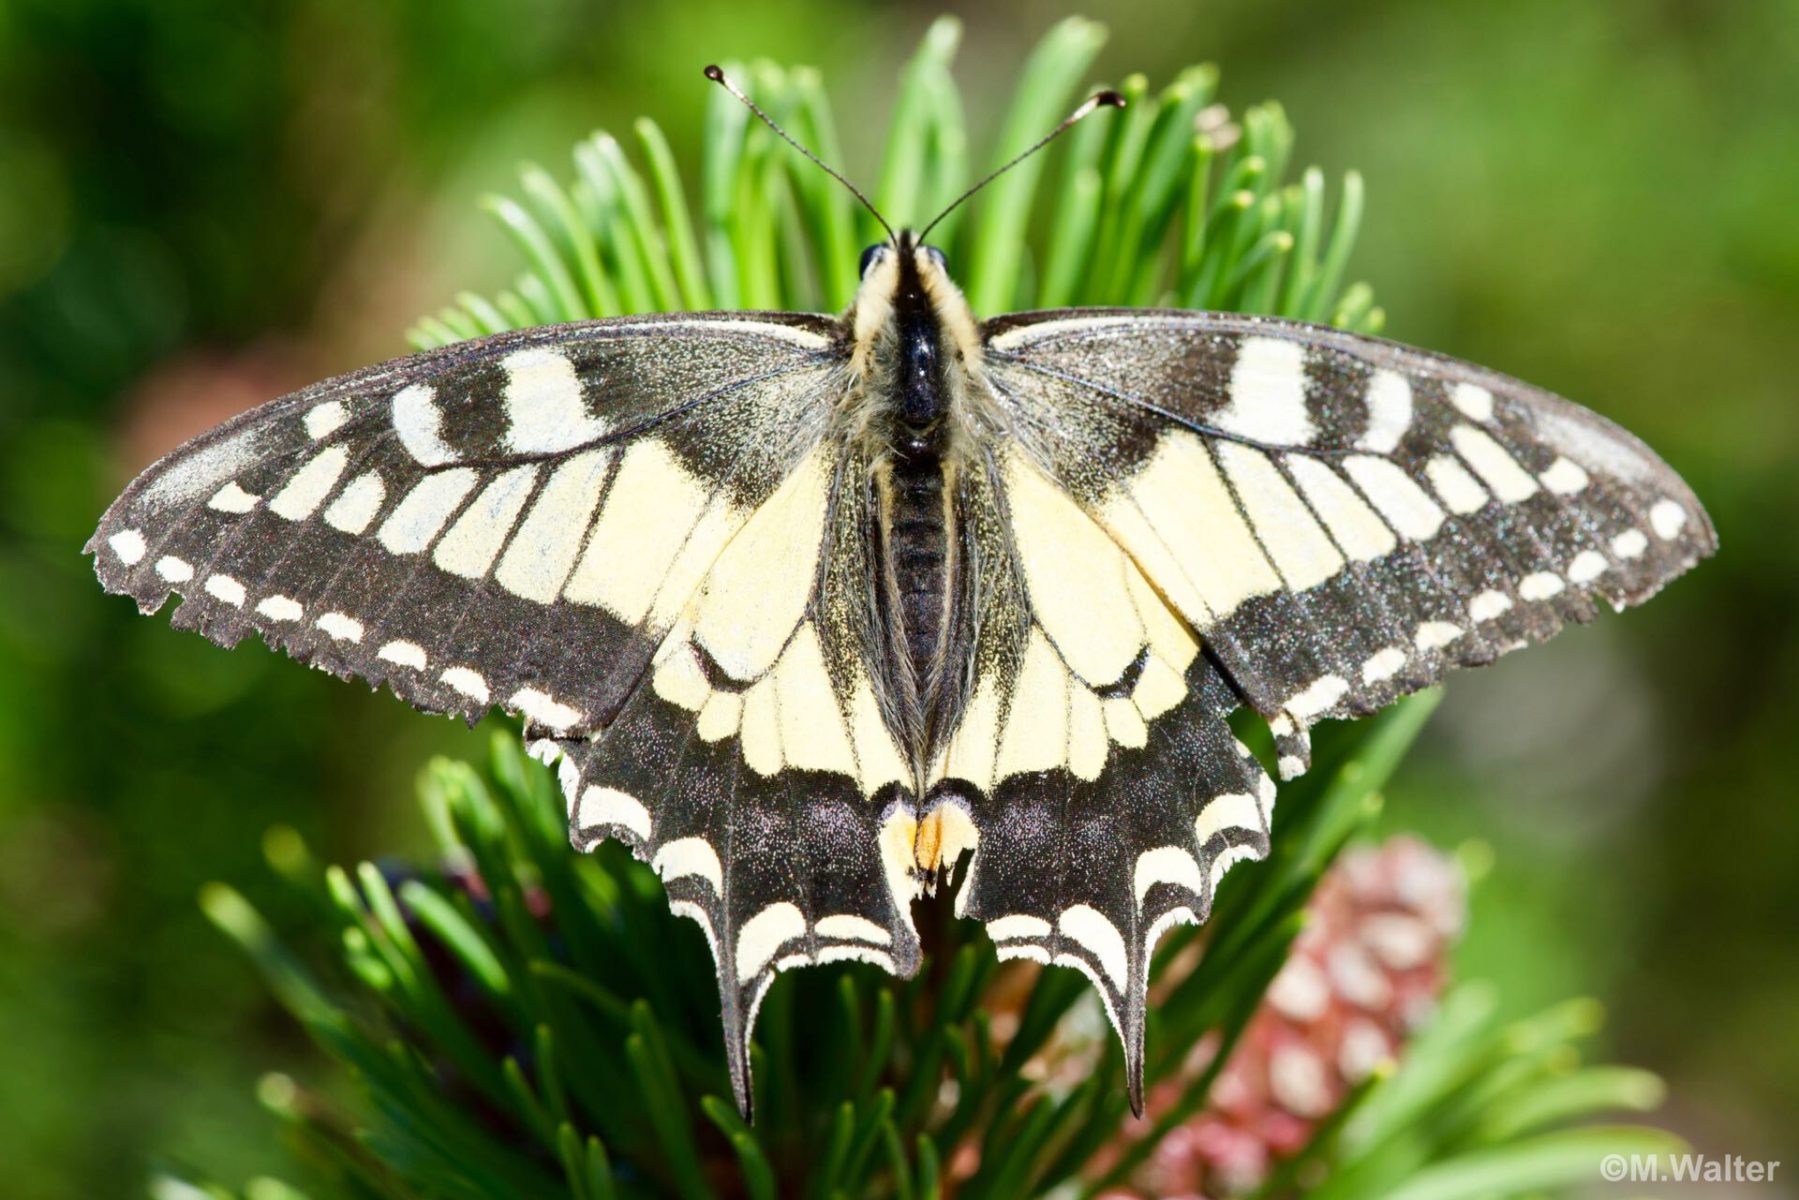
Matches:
[[1, 1, 1793, 1195]]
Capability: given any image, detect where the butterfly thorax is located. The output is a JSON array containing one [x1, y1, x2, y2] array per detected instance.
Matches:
[[848, 235, 984, 764]]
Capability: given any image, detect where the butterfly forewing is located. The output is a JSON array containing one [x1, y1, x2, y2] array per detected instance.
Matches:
[[981, 310, 1716, 773], [91, 314, 843, 730]]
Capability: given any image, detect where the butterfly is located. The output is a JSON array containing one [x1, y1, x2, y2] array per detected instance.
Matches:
[[88, 69, 1713, 1118]]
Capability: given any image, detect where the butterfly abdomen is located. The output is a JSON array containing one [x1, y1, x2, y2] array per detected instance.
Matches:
[[882, 452, 952, 700]]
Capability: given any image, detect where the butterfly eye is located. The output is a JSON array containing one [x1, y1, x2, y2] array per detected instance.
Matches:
[[858, 244, 887, 278], [921, 245, 948, 271]]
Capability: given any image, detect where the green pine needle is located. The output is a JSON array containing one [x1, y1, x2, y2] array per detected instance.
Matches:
[[407, 15, 1380, 351]]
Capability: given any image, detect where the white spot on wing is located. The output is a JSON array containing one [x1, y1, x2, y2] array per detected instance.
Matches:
[[205, 574, 245, 606], [1357, 369, 1412, 454], [1102, 696, 1147, 749], [1218, 443, 1344, 590], [1611, 528, 1648, 559], [510, 687, 583, 732], [736, 902, 808, 983], [1216, 337, 1315, 445], [109, 530, 146, 565], [849, 679, 911, 796], [495, 449, 613, 603], [1343, 456, 1445, 540], [1056, 904, 1128, 989], [1650, 500, 1687, 539], [377, 640, 427, 669], [316, 612, 363, 643], [729, 681, 781, 776], [771, 625, 857, 777], [1361, 647, 1407, 683], [378, 469, 480, 555], [1209, 842, 1261, 893], [986, 914, 1052, 942], [1424, 455, 1488, 515], [1469, 590, 1513, 621], [668, 900, 719, 965], [1285, 674, 1349, 721], [1194, 791, 1265, 846], [1003, 451, 1156, 685], [1067, 683, 1109, 781], [304, 401, 348, 440], [695, 690, 742, 742], [269, 446, 350, 521], [1414, 621, 1463, 650], [692, 449, 829, 678], [1134, 846, 1204, 906], [392, 384, 456, 466], [817, 945, 897, 971], [256, 595, 301, 622], [502, 347, 608, 454], [440, 667, 489, 704], [994, 630, 1071, 780], [1449, 426, 1538, 503], [1539, 457, 1590, 495], [208, 481, 260, 513], [1450, 382, 1495, 423], [1098, 431, 1280, 622], [580, 786, 651, 841], [815, 914, 892, 946], [1285, 457, 1397, 562], [1131, 653, 1187, 721], [434, 465, 538, 579], [653, 837, 723, 894], [1567, 550, 1608, 584], [565, 440, 724, 625], [323, 472, 386, 534], [877, 807, 923, 936], [1519, 572, 1565, 600], [1146, 907, 1201, 966]]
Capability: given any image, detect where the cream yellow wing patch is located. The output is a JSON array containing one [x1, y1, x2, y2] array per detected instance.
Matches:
[[931, 448, 1200, 795], [646, 445, 912, 799]]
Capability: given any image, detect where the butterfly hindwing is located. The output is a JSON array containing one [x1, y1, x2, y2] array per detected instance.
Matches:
[[924, 444, 1276, 1110], [528, 438, 923, 1115], [982, 310, 1716, 775]]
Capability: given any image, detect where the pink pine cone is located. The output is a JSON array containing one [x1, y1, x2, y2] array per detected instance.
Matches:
[[1127, 836, 1466, 1198]]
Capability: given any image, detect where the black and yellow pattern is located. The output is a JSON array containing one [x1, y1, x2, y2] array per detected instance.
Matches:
[[90, 232, 1713, 1117]]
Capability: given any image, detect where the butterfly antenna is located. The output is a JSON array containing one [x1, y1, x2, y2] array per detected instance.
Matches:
[[917, 89, 1126, 242], [704, 64, 896, 245]]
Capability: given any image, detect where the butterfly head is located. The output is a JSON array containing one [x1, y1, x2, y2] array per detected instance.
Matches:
[[850, 231, 980, 414]]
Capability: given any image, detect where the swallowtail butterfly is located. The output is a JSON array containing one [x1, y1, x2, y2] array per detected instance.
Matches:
[[88, 71, 1714, 1117]]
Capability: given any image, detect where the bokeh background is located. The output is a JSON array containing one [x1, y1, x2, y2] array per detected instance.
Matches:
[[1, 1, 1794, 1195]]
